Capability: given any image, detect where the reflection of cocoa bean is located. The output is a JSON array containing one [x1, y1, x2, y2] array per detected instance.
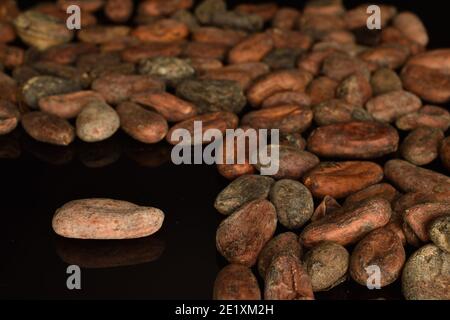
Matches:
[[56, 236, 165, 269]]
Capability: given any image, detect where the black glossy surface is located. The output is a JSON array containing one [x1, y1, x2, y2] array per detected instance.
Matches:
[[0, 0, 448, 300]]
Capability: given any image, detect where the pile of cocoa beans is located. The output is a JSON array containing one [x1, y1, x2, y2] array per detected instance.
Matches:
[[0, 0, 449, 300]]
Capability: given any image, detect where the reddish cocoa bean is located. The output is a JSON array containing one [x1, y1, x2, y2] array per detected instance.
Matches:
[[39, 90, 105, 119], [131, 91, 197, 122], [0, 100, 20, 135], [264, 255, 314, 300], [241, 104, 313, 134], [307, 121, 399, 159], [247, 70, 313, 107], [22, 111, 75, 146], [303, 161, 384, 199], [384, 160, 450, 193], [117, 102, 168, 144], [216, 199, 277, 267], [257, 232, 302, 278], [228, 32, 274, 64], [404, 202, 450, 242], [255, 146, 319, 180], [350, 227, 405, 287], [300, 198, 392, 247], [344, 183, 399, 207]]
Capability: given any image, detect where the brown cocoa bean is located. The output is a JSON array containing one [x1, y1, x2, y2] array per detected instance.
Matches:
[[359, 44, 409, 71], [396, 105, 450, 132], [39, 90, 105, 119], [131, 91, 197, 122], [370, 67, 403, 95], [307, 121, 399, 159], [257, 232, 301, 278], [166, 111, 238, 145], [92, 74, 165, 105], [192, 27, 247, 47], [141, 0, 193, 17], [22, 76, 82, 108], [400, 127, 444, 166], [306, 76, 338, 105], [52, 198, 164, 240], [336, 73, 372, 107], [321, 52, 370, 81], [216, 199, 277, 266], [272, 8, 300, 30], [13, 11, 74, 51], [313, 99, 372, 126], [350, 227, 405, 287], [105, 0, 133, 23], [264, 254, 314, 300], [300, 198, 392, 247], [117, 102, 168, 144], [132, 19, 189, 43], [247, 70, 313, 107], [121, 42, 184, 63], [78, 26, 130, 44], [22, 111, 75, 146], [0, 100, 19, 135], [384, 159, 450, 193], [344, 183, 399, 207], [241, 104, 313, 134], [428, 215, 450, 253], [255, 146, 319, 180], [393, 12, 428, 47], [404, 202, 450, 242], [228, 32, 274, 64], [213, 264, 261, 300], [303, 161, 384, 199], [365, 90, 422, 123]]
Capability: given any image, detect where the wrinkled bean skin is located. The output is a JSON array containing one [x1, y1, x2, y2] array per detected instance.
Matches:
[[350, 228, 405, 287], [216, 199, 277, 267], [300, 199, 392, 248]]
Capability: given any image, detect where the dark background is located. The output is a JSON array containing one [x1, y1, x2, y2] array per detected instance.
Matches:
[[0, 0, 448, 300]]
